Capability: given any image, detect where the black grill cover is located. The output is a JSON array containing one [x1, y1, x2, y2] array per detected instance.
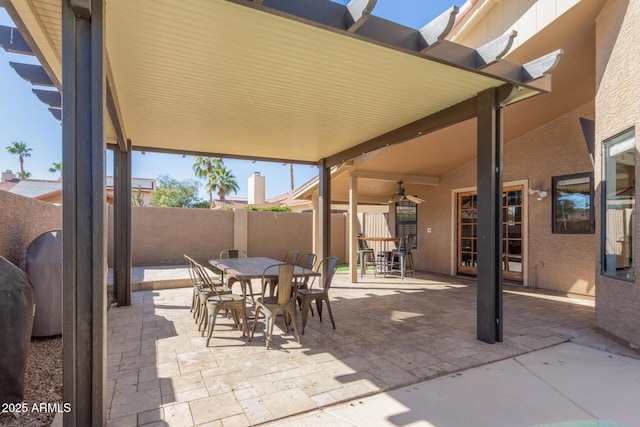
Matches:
[[26, 230, 63, 337], [0, 257, 34, 404]]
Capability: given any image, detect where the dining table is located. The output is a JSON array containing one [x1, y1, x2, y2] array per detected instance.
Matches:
[[357, 236, 403, 277], [209, 256, 319, 303]]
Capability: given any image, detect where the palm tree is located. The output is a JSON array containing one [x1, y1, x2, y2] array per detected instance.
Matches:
[[193, 156, 223, 208], [6, 140, 32, 180], [210, 165, 239, 200], [48, 161, 62, 177]]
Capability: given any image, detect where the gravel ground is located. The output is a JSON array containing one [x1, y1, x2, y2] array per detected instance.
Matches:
[[0, 336, 63, 427]]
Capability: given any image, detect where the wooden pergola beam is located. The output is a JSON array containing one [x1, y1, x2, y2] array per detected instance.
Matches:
[[326, 96, 478, 167]]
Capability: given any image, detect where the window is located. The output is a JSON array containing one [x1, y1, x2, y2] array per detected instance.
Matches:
[[552, 172, 594, 234], [395, 200, 417, 248], [603, 128, 635, 280]]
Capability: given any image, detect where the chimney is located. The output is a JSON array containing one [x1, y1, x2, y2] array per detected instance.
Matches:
[[2, 170, 16, 182], [248, 172, 265, 205]]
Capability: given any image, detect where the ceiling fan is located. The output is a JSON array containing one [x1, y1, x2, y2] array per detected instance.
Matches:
[[386, 181, 425, 204]]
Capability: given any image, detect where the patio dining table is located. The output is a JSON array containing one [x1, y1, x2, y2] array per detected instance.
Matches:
[[209, 256, 319, 303]]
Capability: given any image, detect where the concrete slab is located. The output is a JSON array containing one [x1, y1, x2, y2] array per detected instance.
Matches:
[[268, 343, 640, 427]]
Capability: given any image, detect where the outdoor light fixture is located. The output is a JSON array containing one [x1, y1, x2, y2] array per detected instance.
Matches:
[[529, 188, 548, 200]]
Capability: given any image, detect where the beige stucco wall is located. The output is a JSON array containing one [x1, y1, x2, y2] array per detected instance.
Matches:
[[107, 207, 346, 267], [452, 0, 580, 51], [107, 206, 234, 266], [414, 101, 596, 295], [0, 191, 62, 269], [594, 0, 640, 347]]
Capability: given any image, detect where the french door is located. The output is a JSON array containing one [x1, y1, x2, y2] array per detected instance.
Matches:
[[457, 185, 524, 282]]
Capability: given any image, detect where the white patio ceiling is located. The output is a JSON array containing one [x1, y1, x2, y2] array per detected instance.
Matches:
[[5, 0, 557, 164]]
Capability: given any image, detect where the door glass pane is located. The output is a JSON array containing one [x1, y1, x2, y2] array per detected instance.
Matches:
[[508, 224, 522, 239], [508, 240, 522, 255], [461, 209, 475, 223], [508, 256, 522, 272], [461, 196, 473, 209], [458, 188, 523, 281], [508, 191, 522, 205]]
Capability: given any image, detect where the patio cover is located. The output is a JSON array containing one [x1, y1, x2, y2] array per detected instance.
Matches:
[[3, 0, 558, 163], [1, 0, 561, 425]]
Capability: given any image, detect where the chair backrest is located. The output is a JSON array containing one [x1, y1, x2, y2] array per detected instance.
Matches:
[[405, 234, 416, 253], [262, 264, 295, 305], [357, 234, 369, 250], [184, 254, 200, 285], [220, 249, 247, 259], [296, 253, 316, 287], [316, 256, 338, 292], [296, 253, 316, 270], [283, 250, 299, 265], [192, 261, 223, 296]]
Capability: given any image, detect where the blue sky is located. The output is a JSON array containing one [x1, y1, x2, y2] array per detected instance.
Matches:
[[0, 0, 463, 199]]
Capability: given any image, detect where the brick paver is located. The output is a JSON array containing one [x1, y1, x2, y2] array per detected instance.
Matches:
[[106, 272, 595, 426]]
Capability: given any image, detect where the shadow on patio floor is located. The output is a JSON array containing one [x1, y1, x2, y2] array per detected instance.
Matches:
[[105, 271, 599, 426]]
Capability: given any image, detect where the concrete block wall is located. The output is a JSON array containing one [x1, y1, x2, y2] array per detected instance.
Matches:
[[0, 191, 61, 269], [107, 206, 346, 267]]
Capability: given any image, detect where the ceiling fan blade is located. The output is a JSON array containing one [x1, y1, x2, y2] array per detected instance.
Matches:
[[405, 194, 425, 204], [380, 194, 403, 204]]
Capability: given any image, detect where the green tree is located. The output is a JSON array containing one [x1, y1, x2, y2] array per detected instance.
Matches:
[[149, 175, 205, 208], [192, 156, 223, 208], [132, 185, 145, 207], [48, 161, 62, 177], [210, 165, 239, 200], [6, 140, 32, 180]]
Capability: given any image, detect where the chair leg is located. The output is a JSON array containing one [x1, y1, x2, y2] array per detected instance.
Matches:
[[265, 311, 275, 350], [286, 306, 301, 344], [409, 253, 416, 278], [251, 305, 262, 340], [324, 296, 335, 330], [205, 305, 221, 346], [198, 301, 207, 332], [301, 297, 312, 335], [316, 299, 323, 322], [238, 306, 250, 340]]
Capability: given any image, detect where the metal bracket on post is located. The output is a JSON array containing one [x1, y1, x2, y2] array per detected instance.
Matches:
[[70, 0, 92, 19]]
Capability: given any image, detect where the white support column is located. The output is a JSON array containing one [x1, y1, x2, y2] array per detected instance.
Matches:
[[349, 174, 358, 282]]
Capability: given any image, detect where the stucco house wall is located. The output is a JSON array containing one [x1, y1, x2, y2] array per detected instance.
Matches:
[[594, 0, 640, 347], [107, 206, 346, 267], [0, 190, 61, 269], [414, 101, 595, 295], [453, 0, 581, 52]]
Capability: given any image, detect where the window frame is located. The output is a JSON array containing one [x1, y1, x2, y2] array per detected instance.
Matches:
[[395, 199, 417, 249], [551, 172, 595, 234], [601, 127, 636, 281]]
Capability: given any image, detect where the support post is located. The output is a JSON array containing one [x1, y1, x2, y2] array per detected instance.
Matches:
[[318, 159, 331, 263], [113, 142, 131, 306], [62, 0, 106, 425], [349, 174, 358, 282], [476, 87, 504, 344]]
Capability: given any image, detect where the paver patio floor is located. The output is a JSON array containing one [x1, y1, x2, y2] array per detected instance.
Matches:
[[106, 271, 596, 426]]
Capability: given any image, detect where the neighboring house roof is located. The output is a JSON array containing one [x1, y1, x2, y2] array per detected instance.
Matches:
[[0, 180, 19, 192], [1, 176, 155, 203], [106, 176, 155, 191], [213, 198, 248, 209], [7, 179, 62, 199]]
